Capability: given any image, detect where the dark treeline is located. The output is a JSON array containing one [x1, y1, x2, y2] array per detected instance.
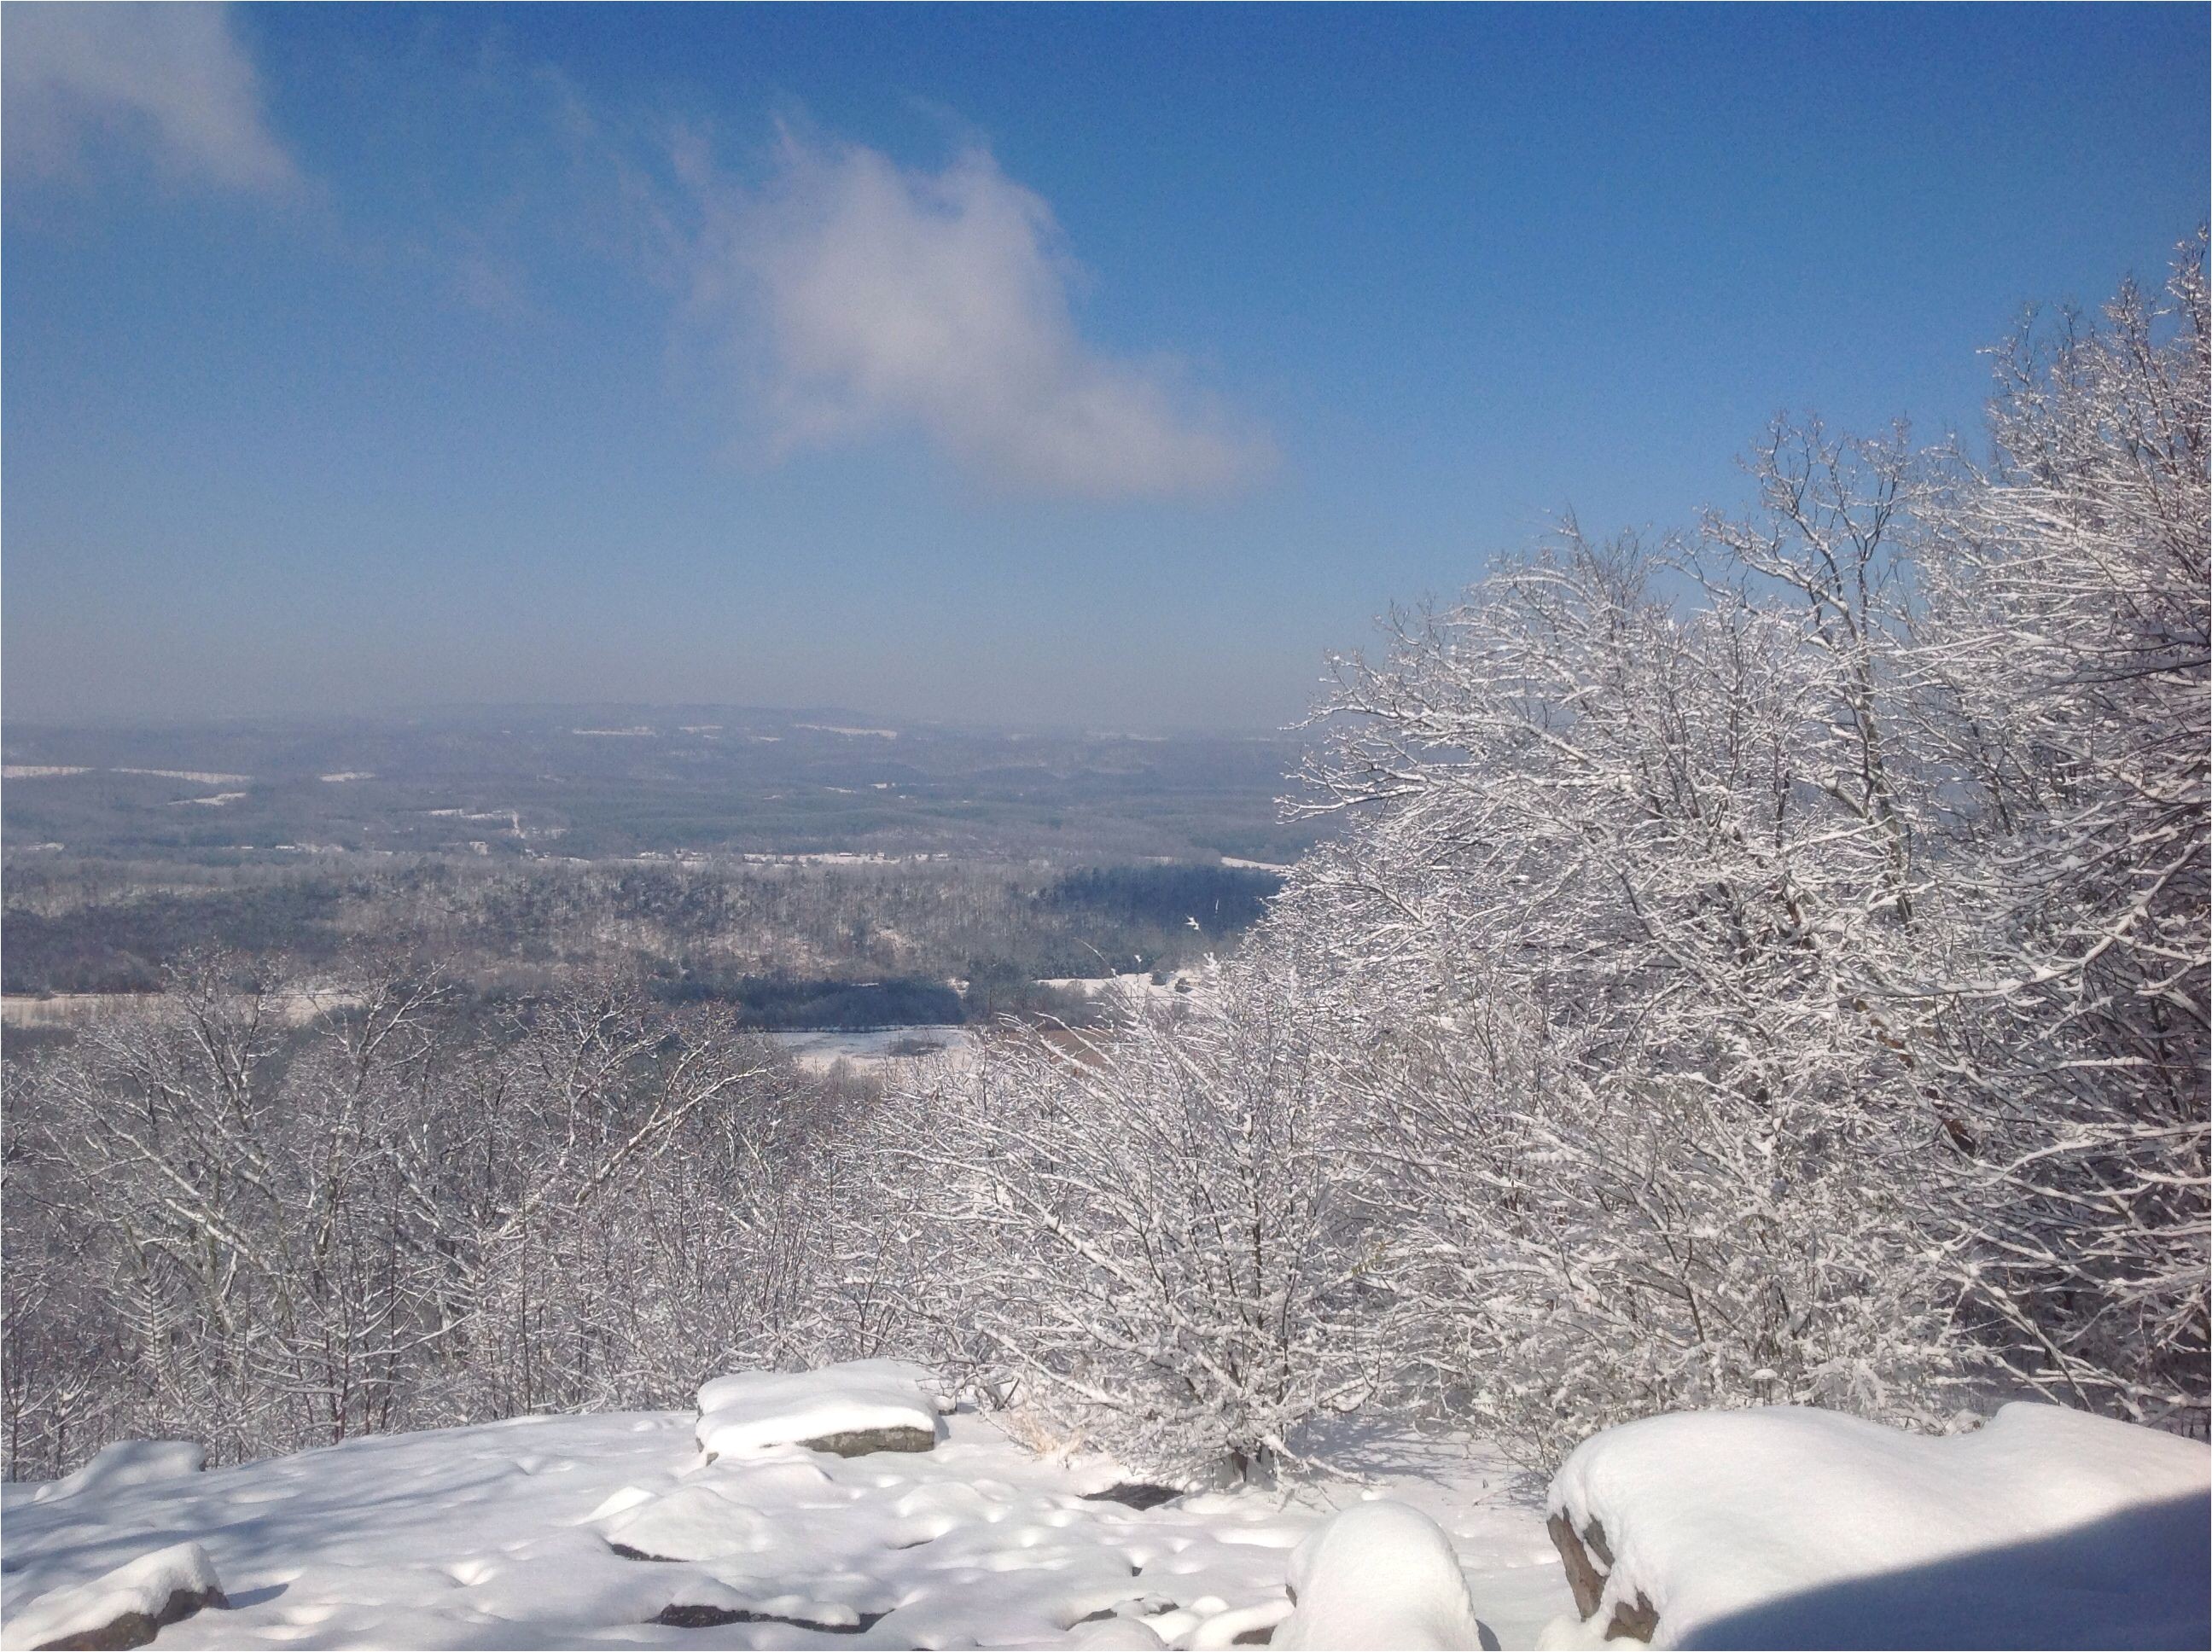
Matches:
[[3, 880, 353, 993], [1042, 864, 1279, 932], [1, 857, 1280, 1008], [645, 969, 966, 1029]]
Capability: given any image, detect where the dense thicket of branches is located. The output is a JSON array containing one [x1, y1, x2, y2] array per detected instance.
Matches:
[[1, 960, 889, 1479], [883, 238, 2207, 1470], [885, 965, 1378, 1481]]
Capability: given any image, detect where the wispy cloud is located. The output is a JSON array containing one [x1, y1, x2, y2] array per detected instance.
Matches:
[[3, 3, 295, 191], [688, 133, 1272, 500]]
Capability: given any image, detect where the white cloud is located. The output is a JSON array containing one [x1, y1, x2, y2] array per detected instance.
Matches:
[[3, 3, 295, 190], [692, 134, 1270, 499]]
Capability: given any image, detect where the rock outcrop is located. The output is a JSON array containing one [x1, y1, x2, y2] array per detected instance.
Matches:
[[1545, 1511, 1656, 1642], [10, 1543, 227, 1651]]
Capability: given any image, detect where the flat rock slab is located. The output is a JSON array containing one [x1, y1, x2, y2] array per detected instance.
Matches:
[[695, 1360, 946, 1461], [33, 1585, 226, 1650], [9, 1544, 228, 1652], [1082, 1483, 1183, 1511], [801, 1426, 937, 1457]]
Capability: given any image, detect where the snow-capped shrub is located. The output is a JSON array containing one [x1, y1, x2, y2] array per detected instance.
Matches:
[[888, 972, 1379, 1483]]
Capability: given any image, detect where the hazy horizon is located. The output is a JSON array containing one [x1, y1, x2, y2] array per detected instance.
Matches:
[[0, 693, 1307, 740], [4, 4, 2206, 728]]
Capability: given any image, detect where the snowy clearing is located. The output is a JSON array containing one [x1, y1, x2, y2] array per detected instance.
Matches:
[[738, 853, 951, 867], [110, 769, 253, 783], [0, 989, 362, 1030], [0, 1371, 1568, 1650], [1544, 1402, 2210, 1649], [769, 1026, 973, 1074]]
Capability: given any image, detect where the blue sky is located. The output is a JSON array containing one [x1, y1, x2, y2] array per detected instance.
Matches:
[[3, 3, 2204, 729]]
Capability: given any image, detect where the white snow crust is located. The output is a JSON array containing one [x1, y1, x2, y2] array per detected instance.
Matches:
[[1273, 1499, 1487, 1650], [695, 1359, 951, 1459], [3, 1540, 222, 1649], [1545, 1401, 2211, 1649]]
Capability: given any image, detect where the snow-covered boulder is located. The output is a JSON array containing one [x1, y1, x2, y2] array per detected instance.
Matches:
[[1272, 1500, 1489, 1650], [4, 1541, 225, 1650], [695, 1358, 949, 1460], [29, 1440, 204, 1505], [1066, 1616, 1170, 1648], [599, 1480, 777, 1562], [1544, 1402, 2211, 1649]]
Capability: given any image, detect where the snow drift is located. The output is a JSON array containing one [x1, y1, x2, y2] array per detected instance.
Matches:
[[28, 1440, 203, 1506], [1544, 1402, 2211, 1649], [0, 1373, 1571, 1649]]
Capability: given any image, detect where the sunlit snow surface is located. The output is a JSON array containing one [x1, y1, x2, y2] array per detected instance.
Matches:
[[0, 1407, 1569, 1649], [1544, 1403, 2211, 1651]]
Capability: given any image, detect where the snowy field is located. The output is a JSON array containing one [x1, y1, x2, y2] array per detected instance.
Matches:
[[0, 987, 364, 1029], [768, 1026, 975, 1074], [765, 974, 1207, 1074], [0, 1367, 1568, 1650]]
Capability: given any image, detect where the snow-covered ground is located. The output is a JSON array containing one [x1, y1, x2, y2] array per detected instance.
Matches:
[[9, 1377, 2202, 1652], [768, 1026, 974, 1075], [0, 1378, 1566, 1650]]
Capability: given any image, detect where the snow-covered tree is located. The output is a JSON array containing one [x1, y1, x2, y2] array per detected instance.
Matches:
[[890, 974, 1379, 1483], [1272, 525, 1975, 1461], [0, 958, 843, 1474], [1911, 233, 2209, 1428]]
